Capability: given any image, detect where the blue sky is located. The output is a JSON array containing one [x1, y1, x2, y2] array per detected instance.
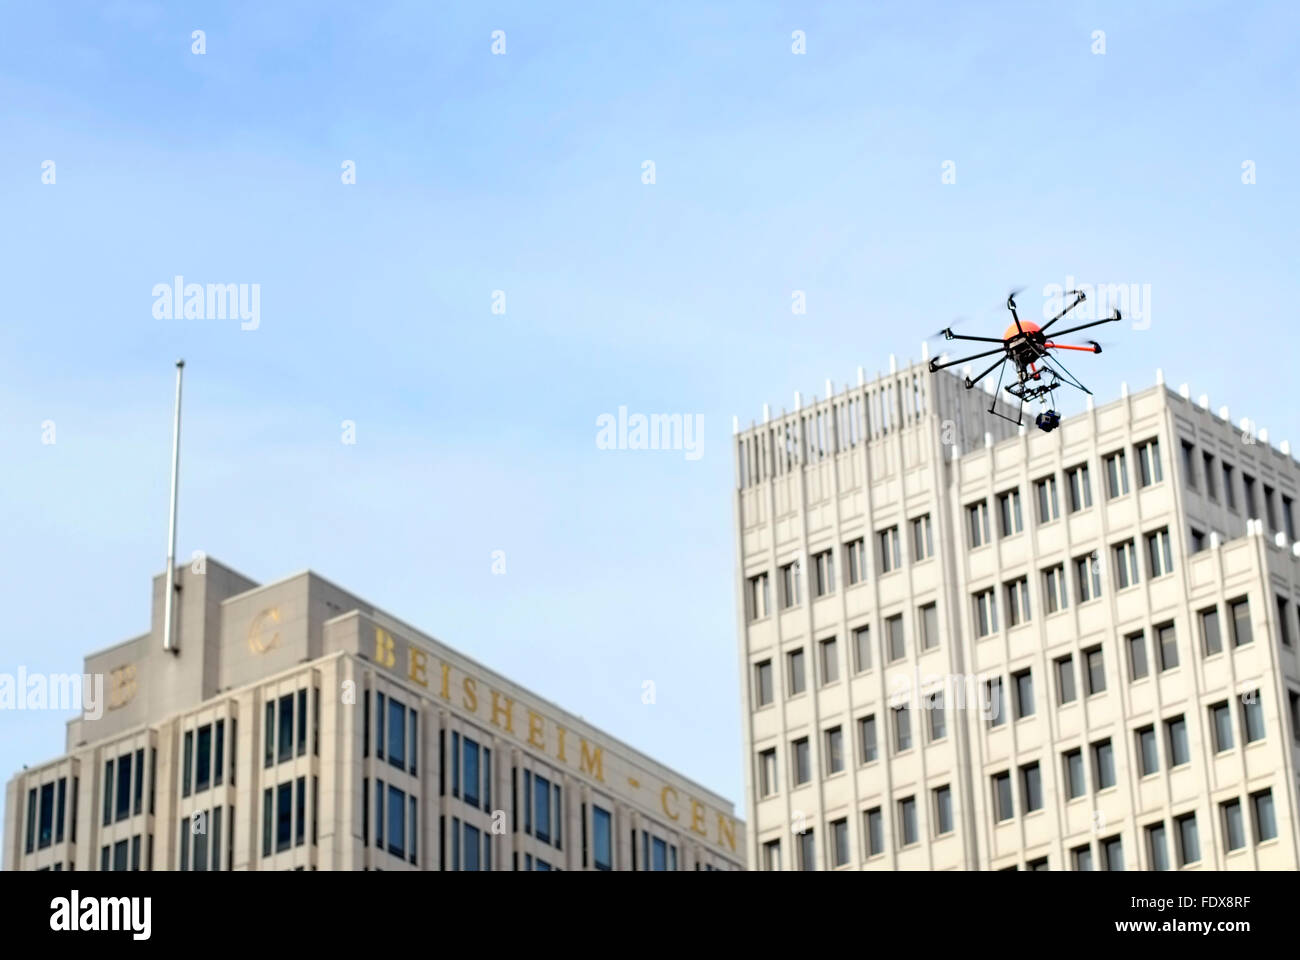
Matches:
[[1, 1, 1298, 832]]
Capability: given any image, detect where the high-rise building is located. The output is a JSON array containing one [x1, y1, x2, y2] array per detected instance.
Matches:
[[734, 360, 1300, 870], [4, 561, 744, 871]]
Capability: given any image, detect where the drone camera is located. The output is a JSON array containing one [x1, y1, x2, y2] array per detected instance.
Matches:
[[1035, 410, 1061, 432]]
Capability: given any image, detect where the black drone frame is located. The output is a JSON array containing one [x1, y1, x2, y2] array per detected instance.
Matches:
[[927, 290, 1122, 428]]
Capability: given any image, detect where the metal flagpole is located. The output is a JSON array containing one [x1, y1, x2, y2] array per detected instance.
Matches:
[[163, 359, 184, 654]]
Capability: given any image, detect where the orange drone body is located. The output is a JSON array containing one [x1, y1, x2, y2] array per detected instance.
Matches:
[[1003, 320, 1041, 339]]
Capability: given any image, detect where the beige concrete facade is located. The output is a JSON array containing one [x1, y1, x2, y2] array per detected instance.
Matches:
[[735, 363, 1300, 871], [5, 563, 744, 871]]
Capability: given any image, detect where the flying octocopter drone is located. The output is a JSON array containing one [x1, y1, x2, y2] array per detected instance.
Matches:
[[928, 287, 1121, 432]]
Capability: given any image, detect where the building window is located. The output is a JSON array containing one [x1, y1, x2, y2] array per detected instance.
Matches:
[[1033, 475, 1060, 523], [928, 690, 946, 741], [1176, 813, 1200, 866], [918, 602, 939, 650], [858, 715, 878, 764], [911, 514, 934, 559], [1136, 725, 1159, 776], [55, 777, 66, 845], [1055, 655, 1076, 705], [1102, 835, 1124, 871], [1180, 440, 1197, 489], [1156, 622, 1178, 671], [787, 648, 806, 696], [1166, 715, 1190, 767], [1004, 577, 1030, 627], [1242, 692, 1265, 743], [813, 549, 835, 598], [115, 752, 131, 822], [1073, 845, 1094, 871], [195, 724, 211, 794], [893, 705, 912, 753], [1021, 762, 1043, 813], [992, 772, 1014, 821], [297, 688, 307, 757], [798, 829, 815, 870], [759, 749, 777, 797], [1190, 527, 1206, 553], [182, 730, 193, 797], [1092, 739, 1116, 789], [1066, 463, 1092, 512], [1210, 701, 1233, 753], [1251, 789, 1277, 842], [1075, 553, 1102, 602], [1276, 596, 1292, 647], [1146, 822, 1169, 871], [998, 488, 1023, 536], [37, 783, 54, 850], [846, 626, 870, 676], [898, 797, 918, 847], [1084, 646, 1106, 695], [887, 614, 905, 661], [278, 693, 293, 764], [464, 736, 481, 807], [1284, 494, 1296, 540], [878, 526, 901, 573], [754, 660, 773, 707], [1136, 438, 1163, 487], [1221, 799, 1245, 851], [825, 726, 844, 775], [1146, 527, 1173, 578], [1043, 564, 1067, 614], [1104, 449, 1130, 498], [1289, 690, 1300, 743], [1243, 473, 1258, 517], [792, 737, 811, 786], [1113, 539, 1139, 589], [845, 538, 866, 585], [987, 677, 1005, 727], [593, 805, 612, 870], [1127, 631, 1149, 681], [1264, 484, 1279, 532], [973, 588, 998, 637], [830, 818, 850, 867], [1202, 452, 1217, 500], [762, 839, 781, 871], [865, 807, 884, 857], [24, 788, 36, 855], [933, 785, 953, 835], [780, 560, 802, 609], [276, 782, 292, 853], [1013, 668, 1034, 719], [747, 573, 770, 621], [968, 500, 991, 547], [819, 637, 839, 685], [1229, 597, 1252, 646], [1222, 462, 1236, 509], [534, 774, 552, 844], [1063, 749, 1086, 799], [387, 696, 407, 771], [1200, 606, 1222, 656]]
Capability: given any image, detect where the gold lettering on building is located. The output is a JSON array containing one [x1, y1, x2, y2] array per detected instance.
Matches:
[[527, 710, 545, 749], [462, 676, 478, 712], [689, 799, 707, 836], [661, 785, 680, 821], [491, 691, 515, 733], [108, 664, 137, 710], [408, 647, 428, 687], [440, 662, 451, 701], [374, 627, 396, 668], [579, 739, 604, 782], [556, 725, 568, 763], [716, 814, 736, 852], [247, 608, 281, 654]]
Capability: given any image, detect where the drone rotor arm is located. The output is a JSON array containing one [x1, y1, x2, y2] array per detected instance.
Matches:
[[928, 345, 1007, 373], [1040, 313, 1122, 340], [1037, 290, 1088, 334]]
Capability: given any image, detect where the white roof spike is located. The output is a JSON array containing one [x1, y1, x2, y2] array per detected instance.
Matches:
[[984, 431, 993, 448], [1259, 427, 1269, 444], [1155, 367, 1164, 385], [921, 341, 930, 361], [1178, 383, 1190, 399], [857, 366, 865, 387], [1276, 531, 1287, 549], [1018, 423, 1027, 437], [763, 403, 770, 424], [889, 354, 897, 374], [1121, 381, 1129, 397], [984, 378, 995, 395], [794, 391, 801, 410], [1219, 405, 1230, 421], [1210, 531, 1221, 550], [1293, 542, 1300, 558], [732, 415, 739, 435], [1281, 440, 1291, 456], [1086, 395, 1095, 411], [1198, 393, 1209, 410], [825, 378, 833, 401]]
